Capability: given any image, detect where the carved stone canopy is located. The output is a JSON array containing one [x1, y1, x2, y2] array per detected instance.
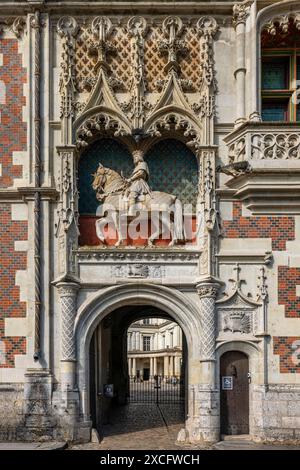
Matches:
[[57, 15, 219, 150]]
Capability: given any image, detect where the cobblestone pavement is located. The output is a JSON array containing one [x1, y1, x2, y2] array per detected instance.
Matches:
[[70, 403, 207, 450]]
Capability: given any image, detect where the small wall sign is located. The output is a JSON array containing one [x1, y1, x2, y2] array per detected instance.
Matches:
[[103, 384, 114, 398], [222, 376, 233, 390]]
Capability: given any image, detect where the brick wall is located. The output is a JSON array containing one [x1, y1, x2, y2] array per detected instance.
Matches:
[[0, 205, 27, 367], [274, 337, 300, 373], [0, 38, 27, 368], [223, 202, 295, 251], [223, 201, 300, 373], [278, 266, 300, 318]]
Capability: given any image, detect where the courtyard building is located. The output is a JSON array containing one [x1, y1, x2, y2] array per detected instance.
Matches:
[[127, 318, 183, 380]]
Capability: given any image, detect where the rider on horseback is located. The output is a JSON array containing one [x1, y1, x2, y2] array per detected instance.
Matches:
[[125, 149, 152, 216]]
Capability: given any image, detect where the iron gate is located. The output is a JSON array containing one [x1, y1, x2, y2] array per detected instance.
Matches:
[[129, 375, 185, 404]]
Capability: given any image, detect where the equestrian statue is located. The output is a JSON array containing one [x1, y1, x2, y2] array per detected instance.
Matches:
[[91, 149, 185, 247]]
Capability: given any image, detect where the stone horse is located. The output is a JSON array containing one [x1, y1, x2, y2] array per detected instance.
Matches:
[[92, 164, 185, 247]]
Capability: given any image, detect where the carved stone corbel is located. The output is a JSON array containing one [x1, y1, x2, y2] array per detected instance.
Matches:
[[232, 2, 251, 29], [12, 17, 27, 38]]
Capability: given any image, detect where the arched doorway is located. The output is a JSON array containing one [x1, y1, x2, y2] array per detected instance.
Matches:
[[220, 351, 249, 436], [75, 284, 201, 446], [88, 306, 188, 444]]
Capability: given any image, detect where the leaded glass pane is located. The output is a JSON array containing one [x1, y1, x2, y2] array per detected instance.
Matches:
[[145, 139, 198, 209], [261, 101, 288, 121]]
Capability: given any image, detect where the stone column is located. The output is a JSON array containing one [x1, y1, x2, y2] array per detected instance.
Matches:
[[175, 356, 181, 377], [194, 279, 222, 443], [57, 282, 80, 391], [150, 357, 154, 377], [233, 3, 250, 126], [128, 358, 131, 375], [154, 357, 158, 376], [169, 356, 174, 376], [132, 357, 136, 376]]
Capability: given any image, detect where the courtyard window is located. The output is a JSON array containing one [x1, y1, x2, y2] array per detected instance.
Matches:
[[143, 336, 151, 352]]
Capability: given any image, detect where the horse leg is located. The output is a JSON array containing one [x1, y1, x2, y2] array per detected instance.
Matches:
[[95, 217, 107, 242], [168, 220, 177, 247], [115, 212, 128, 247], [148, 216, 160, 247]]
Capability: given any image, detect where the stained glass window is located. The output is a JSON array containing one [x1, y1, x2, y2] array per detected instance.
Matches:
[[78, 138, 133, 215], [78, 138, 199, 215], [145, 139, 198, 209]]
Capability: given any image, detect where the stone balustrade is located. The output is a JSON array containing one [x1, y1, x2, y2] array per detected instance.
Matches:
[[224, 123, 300, 164]]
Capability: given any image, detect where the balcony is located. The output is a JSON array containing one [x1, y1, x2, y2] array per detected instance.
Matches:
[[224, 122, 300, 165], [221, 122, 300, 214]]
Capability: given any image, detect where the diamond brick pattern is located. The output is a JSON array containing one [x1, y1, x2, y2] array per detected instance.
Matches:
[[108, 29, 132, 91], [0, 38, 27, 188], [75, 25, 96, 91], [144, 27, 165, 92], [278, 266, 300, 318], [274, 337, 300, 373], [0, 204, 27, 367], [223, 202, 295, 251]]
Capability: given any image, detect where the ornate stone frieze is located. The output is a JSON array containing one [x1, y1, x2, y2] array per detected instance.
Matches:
[[251, 133, 300, 160], [111, 264, 165, 278], [77, 249, 200, 263]]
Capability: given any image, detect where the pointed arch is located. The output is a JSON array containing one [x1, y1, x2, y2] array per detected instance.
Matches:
[[74, 106, 132, 151]]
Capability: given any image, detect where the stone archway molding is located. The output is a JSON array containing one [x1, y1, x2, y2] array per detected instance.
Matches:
[[74, 283, 202, 427]]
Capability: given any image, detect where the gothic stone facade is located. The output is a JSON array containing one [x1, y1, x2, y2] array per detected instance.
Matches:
[[0, 0, 300, 444]]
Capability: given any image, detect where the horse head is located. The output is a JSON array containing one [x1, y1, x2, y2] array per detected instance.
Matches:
[[92, 163, 106, 193]]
